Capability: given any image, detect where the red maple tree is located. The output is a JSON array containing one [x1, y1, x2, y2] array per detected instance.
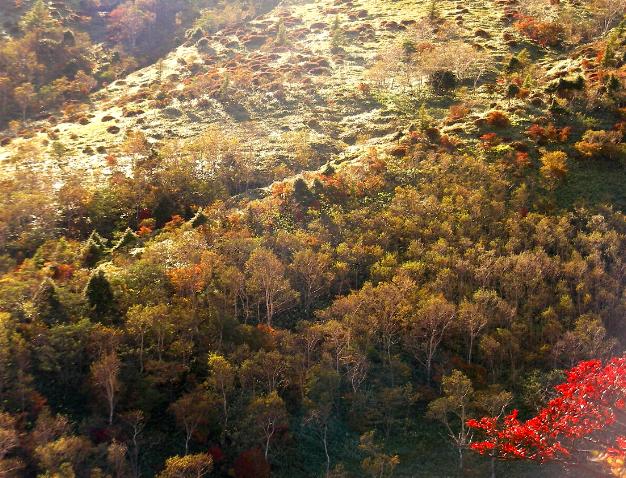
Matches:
[[467, 357, 626, 477]]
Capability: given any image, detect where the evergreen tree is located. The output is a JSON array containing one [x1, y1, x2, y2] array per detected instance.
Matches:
[[330, 16, 345, 52], [81, 231, 106, 268], [19, 0, 58, 35], [293, 178, 314, 208], [111, 228, 138, 252], [276, 19, 287, 46], [190, 209, 208, 228], [84, 269, 118, 324], [33, 278, 66, 325]]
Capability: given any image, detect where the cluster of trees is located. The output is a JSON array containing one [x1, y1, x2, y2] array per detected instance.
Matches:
[[366, 20, 494, 93], [0, 0, 279, 127], [469, 357, 626, 477], [513, 0, 626, 47], [0, 0, 98, 126], [0, 0, 624, 476], [0, 121, 624, 475]]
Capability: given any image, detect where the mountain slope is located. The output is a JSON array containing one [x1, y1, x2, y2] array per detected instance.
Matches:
[[1, 0, 517, 184]]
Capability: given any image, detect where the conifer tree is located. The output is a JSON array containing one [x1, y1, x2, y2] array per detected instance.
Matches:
[[84, 269, 118, 324], [111, 228, 138, 252], [33, 278, 66, 325], [81, 231, 106, 268]]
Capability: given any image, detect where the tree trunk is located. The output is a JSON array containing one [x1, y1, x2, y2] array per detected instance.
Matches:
[[185, 430, 191, 455], [139, 335, 144, 373], [323, 423, 330, 477], [264, 433, 271, 459], [222, 391, 229, 440], [109, 397, 115, 425]]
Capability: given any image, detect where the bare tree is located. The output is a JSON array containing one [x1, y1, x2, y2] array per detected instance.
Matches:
[[590, 0, 626, 34], [91, 352, 121, 425], [0, 412, 24, 477], [245, 248, 298, 326], [121, 410, 145, 478], [169, 389, 213, 455], [406, 296, 456, 382]]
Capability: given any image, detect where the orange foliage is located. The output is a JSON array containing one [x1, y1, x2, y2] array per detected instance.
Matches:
[[164, 215, 185, 230], [480, 132, 501, 147], [168, 264, 207, 296], [485, 111, 511, 128], [137, 225, 153, 237], [514, 151, 532, 168], [447, 104, 470, 123], [271, 182, 289, 198], [514, 15, 564, 47], [526, 123, 571, 144], [53, 263, 75, 281]]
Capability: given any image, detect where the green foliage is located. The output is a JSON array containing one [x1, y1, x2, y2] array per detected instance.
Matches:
[[276, 19, 287, 46], [84, 269, 118, 323], [19, 0, 58, 34], [330, 16, 346, 52], [33, 278, 67, 325], [111, 228, 138, 252], [2, 1, 626, 475], [81, 232, 106, 268]]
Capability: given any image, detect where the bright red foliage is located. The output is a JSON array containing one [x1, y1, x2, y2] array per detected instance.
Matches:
[[526, 123, 571, 144], [513, 14, 565, 48], [468, 358, 626, 473]]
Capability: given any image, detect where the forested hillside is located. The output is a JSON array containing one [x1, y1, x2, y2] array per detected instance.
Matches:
[[0, 0, 625, 477]]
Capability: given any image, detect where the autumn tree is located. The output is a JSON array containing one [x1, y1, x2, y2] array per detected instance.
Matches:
[[34, 435, 93, 477], [0, 413, 24, 477], [121, 410, 145, 478], [553, 315, 616, 367], [206, 353, 235, 437], [157, 453, 213, 478], [427, 370, 475, 471], [590, 0, 626, 34], [459, 289, 513, 364], [13, 83, 35, 121], [169, 388, 214, 455], [240, 349, 290, 395], [233, 448, 270, 478], [290, 248, 333, 315], [358, 431, 399, 478], [108, 0, 156, 50], [31, 409, 71, 449], [405, 295, 456, 382], [539, 151, 568, 189], [91, 351, 121, 425], [304, 365, 341, 476], [126, 303, 171, 372], [107, 440, 130, 478], [245, 248, 298, 326], [468, 358, 626, 477], [248, 391, 289, 460]]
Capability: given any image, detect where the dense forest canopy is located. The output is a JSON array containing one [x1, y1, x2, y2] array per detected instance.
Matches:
[[0, 0, 625, 476]]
